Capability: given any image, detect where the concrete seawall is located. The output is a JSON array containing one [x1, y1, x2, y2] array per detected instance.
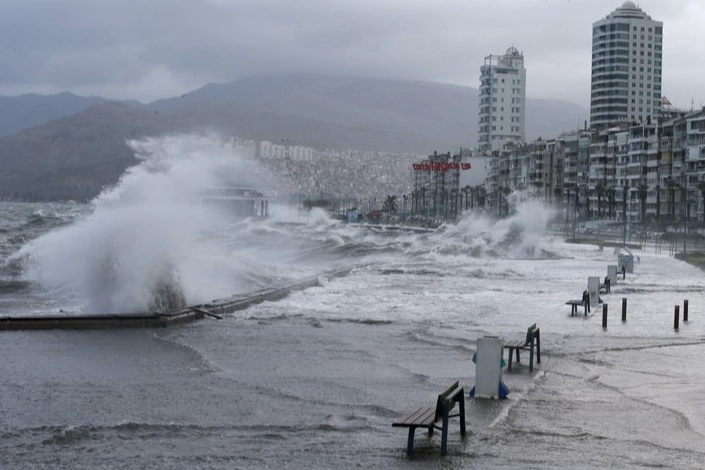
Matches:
[[0, 267, 355, 331]]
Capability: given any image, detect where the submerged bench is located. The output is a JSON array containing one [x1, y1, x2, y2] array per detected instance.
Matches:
[[503, 323, 541, 372], [392, 381, 466, 456], [566, 299, 589, 316], [567, 290, 591, 316], [600, 277, 611, 293]]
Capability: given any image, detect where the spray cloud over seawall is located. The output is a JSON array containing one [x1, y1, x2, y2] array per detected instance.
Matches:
[[16, 134, 284, 313], [425, 194, 556, 260]]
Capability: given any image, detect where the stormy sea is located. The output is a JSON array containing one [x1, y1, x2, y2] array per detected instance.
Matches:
[[1, 135, 704, 469]]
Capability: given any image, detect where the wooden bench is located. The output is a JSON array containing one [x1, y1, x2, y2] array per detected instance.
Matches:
[[600, 277, 611, 294], [503, 323, 540, 372], [566, 299, 589, 316], [567, 290, 591, 316], [392, 381, 466, 456]]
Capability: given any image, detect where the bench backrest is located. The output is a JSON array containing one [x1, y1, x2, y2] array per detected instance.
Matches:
[[434, 381, 460, 422], [524, 323, 537, 346]]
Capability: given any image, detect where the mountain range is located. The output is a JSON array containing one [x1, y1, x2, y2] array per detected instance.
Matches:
[[0, 74, 588, 201]]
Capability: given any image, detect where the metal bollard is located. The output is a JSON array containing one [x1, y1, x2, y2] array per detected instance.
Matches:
[[674, 305, 680, 330], [684, 300, 689, 322], [622, 298, 627, 322], [602, 303, 608, 329]]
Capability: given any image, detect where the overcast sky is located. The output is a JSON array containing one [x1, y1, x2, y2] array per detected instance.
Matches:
[[1, 0, 703, 109]]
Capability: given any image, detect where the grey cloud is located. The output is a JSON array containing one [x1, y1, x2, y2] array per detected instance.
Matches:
[[0, 0, 703, 107]]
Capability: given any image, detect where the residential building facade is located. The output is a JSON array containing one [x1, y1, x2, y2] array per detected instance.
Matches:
[[590, 1, 663, 130], [478, 47, 526, 152]]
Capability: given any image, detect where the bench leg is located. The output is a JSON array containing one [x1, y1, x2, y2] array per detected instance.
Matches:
[[515, 348, 520, 363], [536, 331, 541, 364], [507, 348, 513, 370], [529, 343, 534, 372], [406, 427, 416, 456], [440, 409, 449, 456], [458, 394, 466, 435]]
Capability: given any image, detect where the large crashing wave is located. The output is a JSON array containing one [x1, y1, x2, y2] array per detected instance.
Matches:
[[13, 134, 282, 313]]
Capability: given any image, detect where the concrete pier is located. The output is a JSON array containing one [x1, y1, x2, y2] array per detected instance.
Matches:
[[0, 267, 355, 331]]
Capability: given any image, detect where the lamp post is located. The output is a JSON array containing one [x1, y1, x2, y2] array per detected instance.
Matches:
[[402, 194, 407, 224], [622, 185, 628, 246], [682, 172, 688, 254]]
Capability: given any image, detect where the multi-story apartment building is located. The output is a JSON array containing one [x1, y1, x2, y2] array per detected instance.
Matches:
[[411, 151, 463, 223], [478, 47, 526, 152], [590, 1, 663, 130]]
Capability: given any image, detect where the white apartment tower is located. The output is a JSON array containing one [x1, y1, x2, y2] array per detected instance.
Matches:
[[478, 47, 526, 153], [590, 1, 663, 130]]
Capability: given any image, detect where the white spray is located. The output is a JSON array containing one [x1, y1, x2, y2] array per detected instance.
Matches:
[[16, 134, 279, 313]]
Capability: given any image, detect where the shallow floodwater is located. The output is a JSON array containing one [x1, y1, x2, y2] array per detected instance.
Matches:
[[3, 215, 705, 468], [2, 137, 705, 468]]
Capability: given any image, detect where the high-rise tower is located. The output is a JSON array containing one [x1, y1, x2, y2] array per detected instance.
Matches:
[[590, 1, 663, 130], [478, 47, 526, 152]]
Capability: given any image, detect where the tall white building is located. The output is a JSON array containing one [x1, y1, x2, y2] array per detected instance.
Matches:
[[478, 47, 526, 153], [590, 1, 663, 130]]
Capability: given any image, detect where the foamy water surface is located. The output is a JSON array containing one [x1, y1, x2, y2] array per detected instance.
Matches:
[[1, 135, 705, 468]]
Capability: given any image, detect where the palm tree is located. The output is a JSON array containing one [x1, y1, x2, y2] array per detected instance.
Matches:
[[655, 184, 661, 225], [637, 183, 649, 227], [461, 185, 471, 211], [696, 181, 705, 225], [500, 185, 512, 216], [579, 185, 589, 220], [595, 181, 606, 219], [475, 186, 486, 211], [607, 186, 616, 220], [382, 195, 397, 220], [666, 179, 680, 222]]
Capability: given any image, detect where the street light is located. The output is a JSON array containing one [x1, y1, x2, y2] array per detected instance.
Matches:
[[621, 185, 628, 246]]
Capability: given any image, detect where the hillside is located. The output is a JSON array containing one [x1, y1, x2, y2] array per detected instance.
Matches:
[[153, 74, 588, 152], [0, 92, 108, 137], [0, 74, 588, 201], [0, 102, 171, 201]]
